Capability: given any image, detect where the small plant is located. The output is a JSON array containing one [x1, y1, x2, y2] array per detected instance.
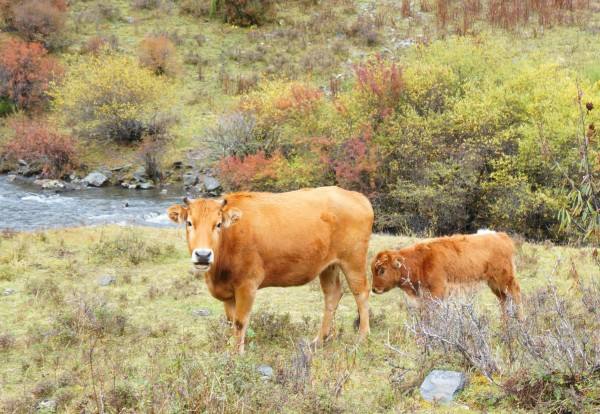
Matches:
[[0, 333, 16, 351], [2, 118, 78, 177], [222, 0, 276, 27]]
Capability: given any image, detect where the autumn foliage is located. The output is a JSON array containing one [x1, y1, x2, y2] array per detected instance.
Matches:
[[2, 118, 78, 177], [218, 151, 282, 190], [1, 0, 67, 46], [0, 38, 62, 111], [138, 35, 180, 76]]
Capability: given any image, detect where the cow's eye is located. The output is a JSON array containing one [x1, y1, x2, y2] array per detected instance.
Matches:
[[377, 267, 385, 276], [186, 220, 192, 227], [216, 222, 222, 229]]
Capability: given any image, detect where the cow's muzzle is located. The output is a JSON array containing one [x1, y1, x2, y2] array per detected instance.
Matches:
[[192, 248, 214, 270], [372, 288, 384, 294]]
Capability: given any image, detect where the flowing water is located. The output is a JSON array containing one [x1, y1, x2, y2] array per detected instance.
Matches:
[[0, 176, 182, 231]]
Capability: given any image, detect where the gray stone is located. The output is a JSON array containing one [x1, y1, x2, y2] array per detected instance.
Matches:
[[18, 159, 27, 166], [133, 166, 148, 182], [183, 172, 198, 187], [192, 308, 211, 317], [202, 175, 221, 192], [83, 172, 109, 187], [420, 370, 466, 403], [7, 174, 16, 182], [138, 181, 155, 190], [37, 399, 56, 412], [98, 275, 116, 286], [34, 179, 66, 190], [257, 364, 274, 380], [2, 288, 16, 296]]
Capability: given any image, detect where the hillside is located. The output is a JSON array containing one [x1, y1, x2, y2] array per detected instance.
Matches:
[[0, 226, 599, 412]]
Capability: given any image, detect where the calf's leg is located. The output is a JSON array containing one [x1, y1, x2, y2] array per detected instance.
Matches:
[[314, 265, 343, 345]]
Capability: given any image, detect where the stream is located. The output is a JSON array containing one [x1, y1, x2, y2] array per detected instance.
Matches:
[[0, 176, 182, 231]]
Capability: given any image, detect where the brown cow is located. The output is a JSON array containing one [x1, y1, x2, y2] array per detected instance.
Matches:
[[371, 230, 522, 318], [167, 186, 374, 353]]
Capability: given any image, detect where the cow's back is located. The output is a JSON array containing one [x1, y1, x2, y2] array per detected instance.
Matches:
[[222, 186, 373, 287]]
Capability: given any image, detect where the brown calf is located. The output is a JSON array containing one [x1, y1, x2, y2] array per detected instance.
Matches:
[[371, 231, 522, 318]]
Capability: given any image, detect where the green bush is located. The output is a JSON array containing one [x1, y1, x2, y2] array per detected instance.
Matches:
[[212, 36, 600, 241]]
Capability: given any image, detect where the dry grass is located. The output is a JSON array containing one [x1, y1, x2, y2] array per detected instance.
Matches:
[[0, 226, 598, 412]]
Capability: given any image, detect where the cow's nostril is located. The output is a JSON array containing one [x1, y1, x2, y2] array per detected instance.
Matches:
[[193, 249, 213, 264]]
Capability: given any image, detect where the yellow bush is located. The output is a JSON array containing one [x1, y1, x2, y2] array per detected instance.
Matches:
[[50, 52, 177, 142]]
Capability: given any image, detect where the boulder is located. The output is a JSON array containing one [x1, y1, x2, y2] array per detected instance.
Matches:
[[202, 175, 221, 192], [420, 370, 466, 403], [98, 275, 116, 286], [183, 172, 198, 187], [34, 179, 66, 190], [83, 172, 109, 187], [133, 166, 148, 182], [257, 364, 274, 380]]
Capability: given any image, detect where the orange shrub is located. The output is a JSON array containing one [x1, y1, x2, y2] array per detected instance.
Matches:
[[218, 151, 282, 190], [0, 38, 63, 110], [2, 118, 78, 177], [138, 35, 179, 76]]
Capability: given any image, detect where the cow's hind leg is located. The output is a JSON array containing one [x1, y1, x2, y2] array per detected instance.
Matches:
[[339, 260, 370, 340], [314, 265, 343, 346]]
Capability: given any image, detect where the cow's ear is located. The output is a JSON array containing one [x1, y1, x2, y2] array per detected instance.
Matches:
[[167, 205, 188, 224], [222, 208, 242, 228]]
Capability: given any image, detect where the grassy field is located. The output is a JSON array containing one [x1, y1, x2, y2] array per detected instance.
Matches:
[[0, 226, 598, 412]]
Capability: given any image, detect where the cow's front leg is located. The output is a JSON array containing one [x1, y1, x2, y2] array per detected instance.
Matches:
[[224, 299, 235, 322], [233, 284, 257, 354]]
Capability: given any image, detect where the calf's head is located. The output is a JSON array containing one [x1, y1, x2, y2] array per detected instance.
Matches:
[[371, 251, 412, 295], [167, 197, 241, 271]]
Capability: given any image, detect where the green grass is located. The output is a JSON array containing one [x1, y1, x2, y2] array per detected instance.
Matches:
[[0, 226, 598, 412]]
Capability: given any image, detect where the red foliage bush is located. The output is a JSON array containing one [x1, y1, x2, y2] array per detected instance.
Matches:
[[2, 119, 78, 177], [138, 35, 179, 76], [10, 0, 67, 44], [330, 129, 380, 195], [354, 56, 404, 122], [0, 38, 63, 110], [218, 151, 282, 190], [274, 84, 323, 114]]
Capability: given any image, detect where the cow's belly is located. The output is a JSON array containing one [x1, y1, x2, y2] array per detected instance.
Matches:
[[260, 263, 327, 288]]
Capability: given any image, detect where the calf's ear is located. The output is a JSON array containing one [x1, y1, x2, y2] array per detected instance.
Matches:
[[222, 208, 242, 228], [167, 205, 188, 224], [392, 258, 402, 269]]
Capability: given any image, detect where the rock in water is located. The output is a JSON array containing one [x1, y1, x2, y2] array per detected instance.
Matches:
[[98, 275, 116, 286], [34, 179, 66, 190], [420, 370, 466, 403], [257, 364, 274, 380], [83, 172, 109, 187]]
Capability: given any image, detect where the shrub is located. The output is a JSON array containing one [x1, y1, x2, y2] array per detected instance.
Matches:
[[50, 52, 176, 142], [11, 0, 66, 46], [80, 35, 118, 55], [2, 118, 78, 177], [222, 0, 276, 27], [203, 112, 258, 159], [0, 38, 62, 111], [138, 35, 180, 76], [218, 151, 283, 190]]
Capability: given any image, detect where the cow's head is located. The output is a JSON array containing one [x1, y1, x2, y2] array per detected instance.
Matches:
[[167, 197, 242, 271], [370, 251, 411, 295]]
